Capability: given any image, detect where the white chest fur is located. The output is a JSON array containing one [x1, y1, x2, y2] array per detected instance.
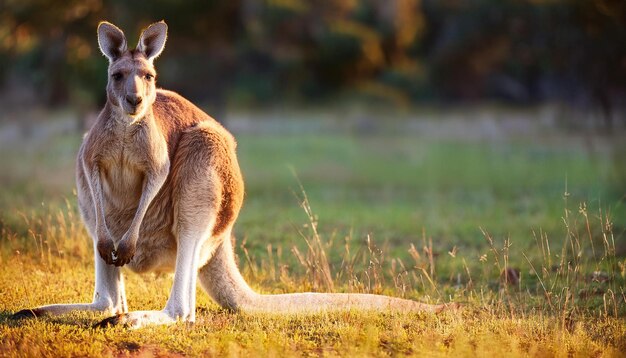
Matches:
[[99, 122, 148, 213]]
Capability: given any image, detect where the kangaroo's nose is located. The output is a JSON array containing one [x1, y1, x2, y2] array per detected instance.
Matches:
[[125, 95, 143, 106]]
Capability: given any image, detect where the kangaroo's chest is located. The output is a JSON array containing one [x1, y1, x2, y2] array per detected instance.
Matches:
[[100, 130, 147, 210], [103, 156, 143, 199]]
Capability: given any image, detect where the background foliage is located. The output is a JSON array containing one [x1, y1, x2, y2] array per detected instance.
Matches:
[[1, 0, 625, 124]]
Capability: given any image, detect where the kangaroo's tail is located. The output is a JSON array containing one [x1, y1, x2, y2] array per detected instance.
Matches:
[[198, 238, 453, 314]]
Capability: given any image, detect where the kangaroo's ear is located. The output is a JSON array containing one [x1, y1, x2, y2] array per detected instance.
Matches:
[[97, 22, 127, 62], [137, 21, 167, 62]]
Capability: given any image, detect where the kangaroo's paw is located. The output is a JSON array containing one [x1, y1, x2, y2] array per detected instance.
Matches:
[[93, 310, 184, 329], [11, 308, 42, 320], [93, 313, 129, 328]]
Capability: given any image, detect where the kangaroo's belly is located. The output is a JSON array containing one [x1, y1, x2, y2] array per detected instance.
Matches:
[[130, 186, 178, 273], [126, 232, 177, 274]]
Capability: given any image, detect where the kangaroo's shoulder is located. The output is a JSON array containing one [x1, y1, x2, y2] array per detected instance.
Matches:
[[153, 88, 223, 132], [154, 89, 211, 123], [153, 89, 235, 152]]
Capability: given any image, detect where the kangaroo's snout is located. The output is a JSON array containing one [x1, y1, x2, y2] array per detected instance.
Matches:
[[125, 94, 143, 106]]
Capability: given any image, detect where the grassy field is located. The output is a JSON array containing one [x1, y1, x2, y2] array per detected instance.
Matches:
[[1, 113, 625, 356]]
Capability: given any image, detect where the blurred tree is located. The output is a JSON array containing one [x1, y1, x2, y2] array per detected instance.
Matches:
[[0, 0, 623, 125]]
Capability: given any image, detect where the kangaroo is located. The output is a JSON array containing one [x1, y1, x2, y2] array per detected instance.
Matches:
[[12, 21, 452, 328]]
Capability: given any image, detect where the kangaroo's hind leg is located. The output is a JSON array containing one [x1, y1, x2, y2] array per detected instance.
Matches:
[[12, 162, 128, 320], [12, 235, 128, 319]]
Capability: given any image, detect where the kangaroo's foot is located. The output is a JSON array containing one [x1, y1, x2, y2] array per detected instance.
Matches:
[[11, 308, 46, 320], [93, 310, 189, 329]]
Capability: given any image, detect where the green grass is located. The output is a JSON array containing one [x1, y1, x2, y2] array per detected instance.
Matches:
[[1, 118, 625, 356]]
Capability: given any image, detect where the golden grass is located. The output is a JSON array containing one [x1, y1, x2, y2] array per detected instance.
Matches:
[[1, 129, 624, 356], [1, 252, 624, 357], [1, 193, 625, 357]]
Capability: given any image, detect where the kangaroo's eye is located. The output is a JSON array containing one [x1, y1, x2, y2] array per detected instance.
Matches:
[[112, 73, 123, 81], [145, 74, 154, 81]]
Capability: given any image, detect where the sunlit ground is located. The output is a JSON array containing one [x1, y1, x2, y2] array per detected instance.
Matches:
[[1, 107, 625, 356]]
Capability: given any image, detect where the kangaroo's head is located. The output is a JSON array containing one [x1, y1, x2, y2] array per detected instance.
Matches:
[[97, 21, 167, 119]]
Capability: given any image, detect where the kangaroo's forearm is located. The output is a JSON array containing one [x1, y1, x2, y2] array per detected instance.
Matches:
[[125, 165, 169, 242], [83, 159, 109, 238]]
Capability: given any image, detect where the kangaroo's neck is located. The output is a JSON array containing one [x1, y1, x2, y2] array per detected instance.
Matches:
[[102, 101, 157, 131]]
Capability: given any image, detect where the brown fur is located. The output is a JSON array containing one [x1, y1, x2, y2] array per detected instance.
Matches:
[[78, 87, 242, 272]]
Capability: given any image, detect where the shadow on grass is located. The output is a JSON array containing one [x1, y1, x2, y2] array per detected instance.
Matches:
[[0, 310, 112, 329]]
